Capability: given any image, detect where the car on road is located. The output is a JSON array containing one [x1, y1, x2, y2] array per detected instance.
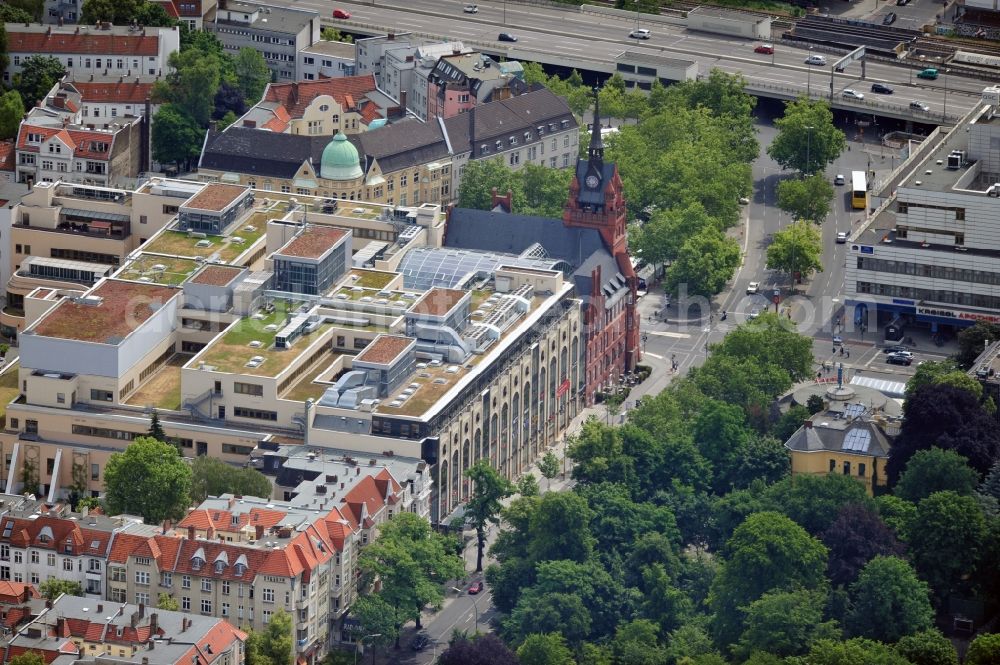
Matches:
[[896, 0, 910, 5], [834, 174, 845, 185], [332, 8, 350, 18], [833, 335, 843, 345], [498, 32, 518, 42], [412, 634, 431, 651], [882, 11, 897, 24], [754, 43, 774, 54], [909, 100, 930, 112], [468, 581, 484, 594], [805, 54, 827, 65], [746, 281, 760, 295], [836, 231, 848, 243], [747, 307, 762, 321], [464, 3, 479, 12], [883, 344, 909, 354], [917, 67, 939, 80], [871, 82, 895, 94], [842, 88, 865, 100], [886, 352, 913, 366], [630, 28, 651, 39]]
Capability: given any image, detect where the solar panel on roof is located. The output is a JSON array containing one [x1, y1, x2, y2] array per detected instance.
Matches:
[[843, 403, 865, 419], [842, 428, 871, 453]]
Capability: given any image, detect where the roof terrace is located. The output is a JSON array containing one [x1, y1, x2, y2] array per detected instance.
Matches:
[[143, 213, 267, 263], [192, 303, 337, 377], [117, 253, 201, 286]]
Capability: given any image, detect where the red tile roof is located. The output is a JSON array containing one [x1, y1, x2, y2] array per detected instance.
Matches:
[[262, 75, 377, 120], [3, 606, 30, 629], [262, 105, 291, 132], [0, 515, 106, 553], [71, 80, 155, 104], [0, 140, 15, 172], [177, 506, 287, 533], [0, 582, 39, 605], [151, 0, 182, 18], [17, 124, 118, 159], [7, 30, 162, 56], [107, 532, 151, 564]]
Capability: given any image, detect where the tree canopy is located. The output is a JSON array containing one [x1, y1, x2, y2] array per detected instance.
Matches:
[[14, 55, 65, 108], [895, 447, 980, 504], [821, 502, 903, 587], [190, 456, 272, 503], [464, 459, 514, 572], [767, 97, 847, 174], [0, 90, 25, 141], [766, 219, 824, 282], [846, 556, 933, 642], [776, 174, 835, 224], [103, 436, 192, 524]]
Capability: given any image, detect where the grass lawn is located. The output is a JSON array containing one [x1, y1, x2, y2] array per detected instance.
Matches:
[[352, 270, 396, 290], [119, 255, 200, 285], [126, 355, 185, 410], [281, 360, 334, 402]]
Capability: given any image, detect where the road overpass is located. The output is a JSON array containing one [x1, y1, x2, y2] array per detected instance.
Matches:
[[308, 0, 992, 123]]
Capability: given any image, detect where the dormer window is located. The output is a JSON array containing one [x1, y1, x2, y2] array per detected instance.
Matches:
[[480, 144, 488, 155], [509, 136, 516, 146], [192, 557, 203, 571], [524, 131, 530, 141], [215, 561, 225, 574], [319, 104, 329, 112], [27, 133, 43, 144], [234, 563, 246, 577], [495, 140, 501, 150]]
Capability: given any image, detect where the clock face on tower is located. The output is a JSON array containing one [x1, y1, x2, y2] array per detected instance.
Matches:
[[585, 174, 600, 189]]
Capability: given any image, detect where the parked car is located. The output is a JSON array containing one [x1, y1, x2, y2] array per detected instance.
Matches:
[[886, 352, 913, 366], [883, 344, 909, 354], [746, 281, 760, 295], [909, 100, 930, 112], [871, 82, 895, 94], [834, 174, 846, 185], [332, 8, 351, 18], [412, 634, 431, 651], [896, 0, 910, 5], [842, 88, 865, 100], [629, 28, 651, 39], [917, 67, 939, 79], [833, 335, 843, 345], [882, 11, 897, 24], [836, 231, 848, 243], [463, 3, 479, 12], [754, 43, 774, 54], [805, 54, 827, 65], [498, 32, 518, 42], [469, 581, 484, 594]]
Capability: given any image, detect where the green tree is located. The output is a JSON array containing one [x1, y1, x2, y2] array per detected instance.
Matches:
[[875, 495, 917, 540], [666, 227, 741, 298], [103, 436, 192, 524], [39, 578, 83, 600], [527, 491, 596, 563], [358, 512, 464, 632], [806, 394, 826, 414], [538, 451, 560, 491], [767, 97, 847, 174], [895, 629, 959, 665], [14, 55, 66, 108], [148, 410, 166, 441], [517, 633, 575, 665], [766, 220, 823, 283], [159, 49, 223, 126], [517, 473, 540, 497], [0, 90, 25, 141], [711, 312, 815, 382], [895, 447, 979, 504], [709, 512, 829, 647], [4, 0, 43, 21], [0, 4, 33, 21], [955, 321, 1000, 368], [735, 588, 839, 660], [457, 157, 523, 211], [9, 653, 46, 665], [246, 608, 292, 665], [156, 592, 179, 611], [904, 359, 983, 402], [320, 27, 353, 43], [190, 455, 272, 503], [772, 404, 810, 442], [217, 110, 239, 130], [0, 25, 8, 84], [520, 163, 573, 217], [906, 491, 987, 603], [776, 174, 835, 224], [81, 0, 140, 23], [632, 203, 720, 267], [151, 104, 203, 171], [347, 595, 398, 654], [611, 619, 671, 665], [846, 556, 933, 642], [966, 633, 1000, 665], [464, 460, 514, 572], [763, 473, 872, 536], [803, 638, 913, 665], [981, 460, 1000, 501], [233, 48, 271, 105], [133, 1, 178, 26]]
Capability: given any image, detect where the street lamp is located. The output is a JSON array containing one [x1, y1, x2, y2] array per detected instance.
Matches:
[[355, 634, 382, 665], [450, 587, 481, 633]]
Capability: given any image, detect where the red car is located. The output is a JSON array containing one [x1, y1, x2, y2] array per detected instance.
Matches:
[[468, 581, 483, 595], [332, 8, 351, 18], [754, 43, 774, 54]]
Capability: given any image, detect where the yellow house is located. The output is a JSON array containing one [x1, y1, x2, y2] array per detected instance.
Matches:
[[784, 407, 891, 495]]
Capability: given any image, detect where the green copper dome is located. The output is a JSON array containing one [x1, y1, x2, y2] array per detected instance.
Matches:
[[320, 133, 362, 180]]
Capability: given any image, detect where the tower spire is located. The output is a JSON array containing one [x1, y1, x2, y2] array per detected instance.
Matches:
[[588, 86, 604, 163]]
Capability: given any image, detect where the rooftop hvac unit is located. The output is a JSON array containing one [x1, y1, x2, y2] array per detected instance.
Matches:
[[988, 183, 1000, 198], [947, 151, 962, 170]]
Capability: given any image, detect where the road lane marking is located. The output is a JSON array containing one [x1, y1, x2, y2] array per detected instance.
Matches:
[[644, 352, 664, 360], [645, 331, 692, 338]]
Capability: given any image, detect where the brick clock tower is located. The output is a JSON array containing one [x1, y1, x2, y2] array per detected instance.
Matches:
[[563, 92, 640, 402]]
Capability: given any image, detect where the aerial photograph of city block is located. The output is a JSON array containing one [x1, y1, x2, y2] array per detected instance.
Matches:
[[0, 0, 999, 662]]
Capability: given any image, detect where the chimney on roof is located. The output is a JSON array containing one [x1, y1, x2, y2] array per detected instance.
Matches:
[[180, 618, 187, 633], [255, 525, 264, 540], [130, 612, 139, 628], [148, 639, 154, 650], [150, 613, 158, 636], [187, 525, 195, 541], [45, 599, 53, 609], [161, 519, 170, 535], [58, 16, 63, 26], [388, 33, 395, 40], [206, 526, 215, 540], [75, 26, 79, 34], [400, 89, 407, 114], [119, 76, 123, 83], [138, 603, 145, 619], [97, 604, 103, 613], [46, 26, 51, 35], [142, 658, 149, 665], [804, 420, 813, 429]]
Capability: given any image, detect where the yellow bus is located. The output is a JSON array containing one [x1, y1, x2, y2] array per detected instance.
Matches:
[[851, 170, 868, 210]]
